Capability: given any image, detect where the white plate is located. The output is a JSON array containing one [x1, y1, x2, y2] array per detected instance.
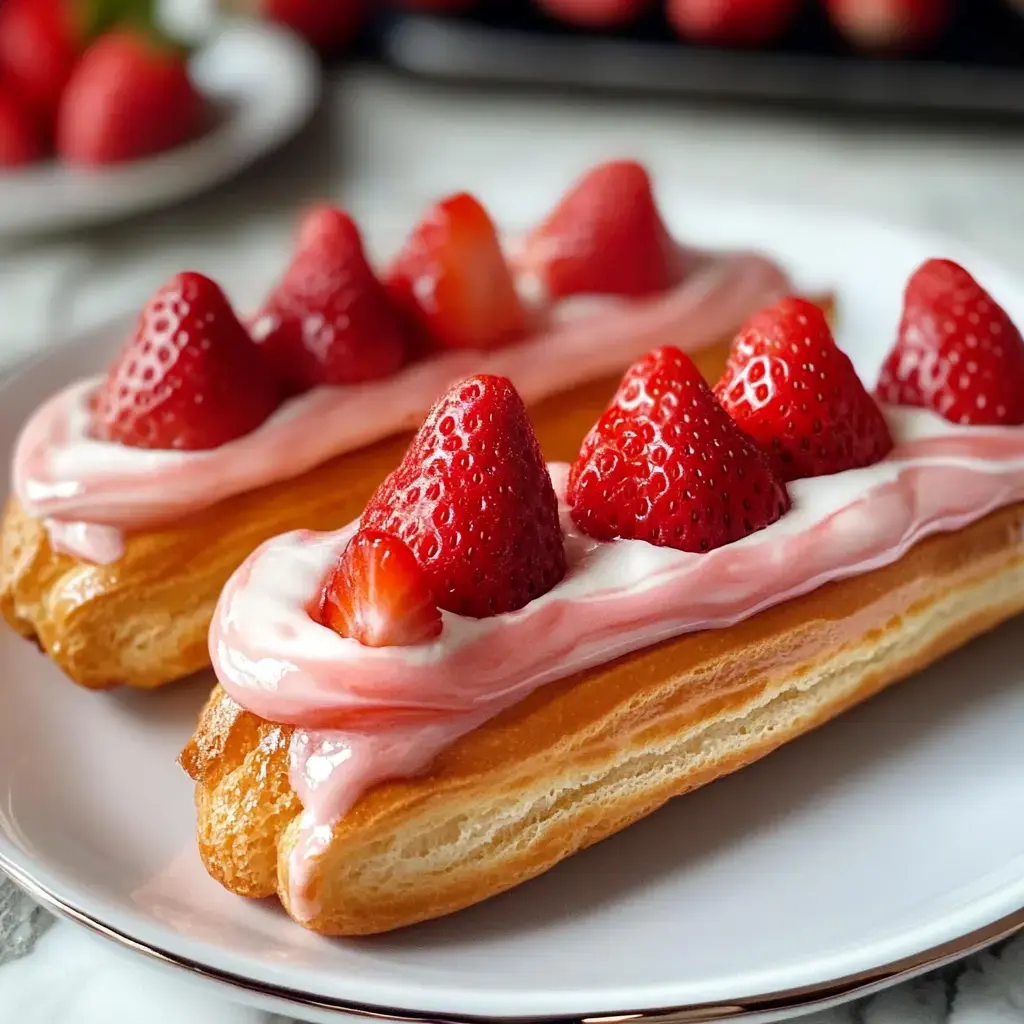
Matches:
[[0, 20, 319, 238], [1, 196, 1024, 1024]]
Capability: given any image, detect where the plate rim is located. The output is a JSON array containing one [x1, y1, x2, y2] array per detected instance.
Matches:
[[2, 195, 1024, 1021], [2, 851, 1022, 1024]]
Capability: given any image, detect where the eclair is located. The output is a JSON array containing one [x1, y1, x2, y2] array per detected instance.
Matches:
[[182, 260, 1024, 936], [0, 160, 796, 690]]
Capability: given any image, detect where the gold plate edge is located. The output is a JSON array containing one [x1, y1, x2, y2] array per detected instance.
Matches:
[[2, 852, 1023, 1024]]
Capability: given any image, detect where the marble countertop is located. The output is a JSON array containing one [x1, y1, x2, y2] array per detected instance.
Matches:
[[2, 64, 1024, 1024]]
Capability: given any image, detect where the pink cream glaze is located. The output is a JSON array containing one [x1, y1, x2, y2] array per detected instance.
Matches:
[[209, 407, 1024, 922], [11, 251, 789, 564]]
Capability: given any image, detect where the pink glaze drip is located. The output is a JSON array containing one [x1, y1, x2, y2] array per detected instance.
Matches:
[[43, 518, 126, 564], [209, 407, 1024, 922], [12, 251, 789, 564]]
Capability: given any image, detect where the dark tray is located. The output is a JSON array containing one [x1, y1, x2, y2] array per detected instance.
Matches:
[[373, 2, 1024, 120]]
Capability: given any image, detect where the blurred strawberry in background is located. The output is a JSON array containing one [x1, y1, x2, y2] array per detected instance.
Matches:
[[536, 0, 651, 28], [666, 0, 800, 45], [0, 0, 205, 170], [0, 86, 45, 167], [390, 0, 960, 55], [227, 0, 367, 52], [0, 0, 87, 134], [822, 0, 951, 51], [57, 26, 203, 166]]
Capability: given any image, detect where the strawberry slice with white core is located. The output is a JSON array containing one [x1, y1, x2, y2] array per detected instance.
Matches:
[[319, 528, 442, 648]]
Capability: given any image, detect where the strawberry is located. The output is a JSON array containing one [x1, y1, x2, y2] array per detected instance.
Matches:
[[822, 0, 949, 52], [319, 528, 442, 648], [516, 160, 676, 301], [91, 271, 281, 450], [237, 0, 367, 52], [666, 0, 799, 46], [876, 259, 1024, 427], [535, 0, 650, 27], [362, 374, 565, 617], [0, 0, 81, 134], [715, 297, 893, 481], [56, 27, 203, 167], [385, 193, 526, 352], [568, 346, 789, 552], [251, 206, 409, 391], [0, 87, 45, 167]]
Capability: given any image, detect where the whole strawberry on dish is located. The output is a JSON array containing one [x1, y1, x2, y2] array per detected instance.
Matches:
[[876, 259, 1024, 426], [91, 271, 281, 451], [715, 296, 894, 481], [568, 345, 790, 550], [0, 0, 89, 142], [57, 23, 204, 167], [317, 372, 565, 651], [666, 0, 800, 46], [360, 374, 566, 616], [515, 159, 679, 301], [822, 0, 951, 52], [0, 86, 45, 168], [251, 206, 410, 390]]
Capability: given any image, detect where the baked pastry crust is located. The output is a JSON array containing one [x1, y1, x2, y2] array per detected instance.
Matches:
[[0, 336, 741, 690], [181, 501, 1024, 935]]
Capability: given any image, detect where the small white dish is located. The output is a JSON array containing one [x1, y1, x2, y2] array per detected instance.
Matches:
[[0, 19, 320, 238], [0, 196, 1023, 1024]]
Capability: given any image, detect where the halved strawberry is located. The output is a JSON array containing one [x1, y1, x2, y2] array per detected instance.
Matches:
[[251, 205, 410, 391], [385, 192, 526, 352], [91, 271, 281, 451], [319, 528, 442, 648], [362, 374, 565, 617], [516, 160, 677, 301], [876, 259, 1024, 426], [715, 297, 893, 481], [568, 346, 789, 552]]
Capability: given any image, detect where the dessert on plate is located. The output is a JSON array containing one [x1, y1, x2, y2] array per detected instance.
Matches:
[[0, 159, 796, 690], [182, 259, 1024, 936]]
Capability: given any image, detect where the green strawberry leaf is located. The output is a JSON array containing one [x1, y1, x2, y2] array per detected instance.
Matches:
[[77, 0, 150, 39], [77, 0, 194, 57]]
